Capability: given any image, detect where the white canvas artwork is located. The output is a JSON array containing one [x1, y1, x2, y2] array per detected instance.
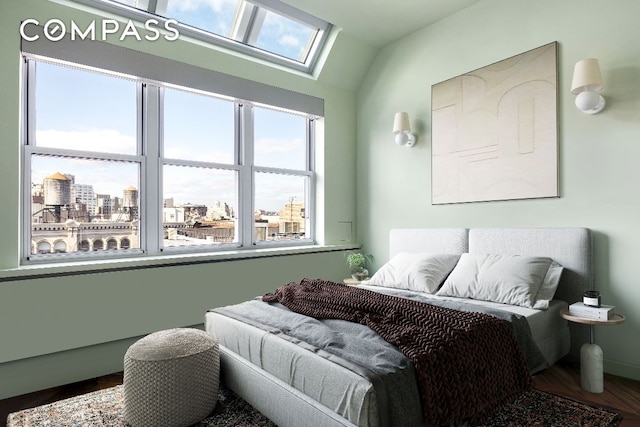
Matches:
[[431, 42, 558, 204]]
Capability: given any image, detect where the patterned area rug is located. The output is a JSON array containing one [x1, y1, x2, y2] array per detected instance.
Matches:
[[7, 385, 621, 427], [6, 386, 275, 427], [477, 389, 622, 427]]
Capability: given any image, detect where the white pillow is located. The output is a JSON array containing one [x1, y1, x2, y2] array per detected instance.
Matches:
[[436, 254, 559, 308], [532, 261, 564, 309], [362, 252, 460, 293]]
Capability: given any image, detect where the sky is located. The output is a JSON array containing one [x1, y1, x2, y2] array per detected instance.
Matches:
[[33, 58, 308, 214], [163, 0, 312, 62], [31, 0, 315, 214]]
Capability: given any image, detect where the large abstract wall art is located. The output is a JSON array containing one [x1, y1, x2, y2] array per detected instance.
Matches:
[[431, 42, 558, 204]]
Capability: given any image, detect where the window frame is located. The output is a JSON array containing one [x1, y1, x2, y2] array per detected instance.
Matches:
[[247, 103, 315, 248], [21, 55, 317, 265], [157, 85, 243, 253], [22, 57, 147, 263], [70, 0, 332, 74]]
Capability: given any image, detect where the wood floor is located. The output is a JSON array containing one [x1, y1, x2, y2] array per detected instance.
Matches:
[[1, 362, 639, 427], [532, 363, 640, 426]]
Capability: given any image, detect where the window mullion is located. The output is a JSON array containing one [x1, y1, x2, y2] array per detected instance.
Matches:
[[148, 0, 159, 13], [239, 103, 254, 247], [142, 83, 161, 254], [22, 59, 36, 260], [230, 2, 257, 43], [307, 118, 314, 172], [307, 118, 316, 242], [245, 8, 266, 45]]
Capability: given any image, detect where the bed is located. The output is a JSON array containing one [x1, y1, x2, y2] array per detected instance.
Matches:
[[204, 227, 592, 427]]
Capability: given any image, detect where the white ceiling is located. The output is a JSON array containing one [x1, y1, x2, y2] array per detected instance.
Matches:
[[282, 0, 482, 47]]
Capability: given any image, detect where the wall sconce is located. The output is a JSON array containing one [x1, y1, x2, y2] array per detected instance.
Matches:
[[571, 58, 606, 115], [392, 112, 416, 147]]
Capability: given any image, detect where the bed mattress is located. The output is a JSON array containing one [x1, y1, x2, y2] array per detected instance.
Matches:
[[207, 293, 429, 426], [205, 288, 569, 427], [206, 308, 408, 427]]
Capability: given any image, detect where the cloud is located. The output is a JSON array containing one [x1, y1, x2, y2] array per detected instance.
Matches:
[[164, 145, 234, 164], [254, 137, 303, 155], [278, 34, 300, 48], [36, 128, 136, 155], [255, 172, 305, 212], [162, 165, 236, 207], [258, 12, 310, 59]]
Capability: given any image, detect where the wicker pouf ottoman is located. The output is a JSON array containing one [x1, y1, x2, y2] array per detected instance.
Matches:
[[123, 328, 219, 427]]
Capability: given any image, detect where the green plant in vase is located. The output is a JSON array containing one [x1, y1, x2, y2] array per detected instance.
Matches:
[[346, 252, 375, 281]]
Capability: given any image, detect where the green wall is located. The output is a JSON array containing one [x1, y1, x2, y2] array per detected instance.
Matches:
[[3, 0, 639, 401], [0, 0, 372, 399], [357, 0, 640, 380]]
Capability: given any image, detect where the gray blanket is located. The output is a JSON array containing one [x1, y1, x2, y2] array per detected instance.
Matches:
[[211, 287, 546, 427]]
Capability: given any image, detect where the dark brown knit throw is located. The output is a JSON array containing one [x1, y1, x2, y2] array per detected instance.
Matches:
[[263, 278, 533, 426]]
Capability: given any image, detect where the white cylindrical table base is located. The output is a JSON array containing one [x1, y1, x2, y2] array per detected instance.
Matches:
[[580, 342, 603, 393]]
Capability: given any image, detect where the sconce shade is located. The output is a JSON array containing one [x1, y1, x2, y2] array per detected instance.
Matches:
[[392, 111, 416, 147], [393, 112, 411, 133], [571, 58, 604, 94]]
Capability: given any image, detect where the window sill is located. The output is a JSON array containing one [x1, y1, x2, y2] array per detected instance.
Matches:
[[0, 244, 361, 282]]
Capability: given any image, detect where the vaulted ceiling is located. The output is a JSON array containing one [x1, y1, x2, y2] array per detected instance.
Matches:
[[282, 0, 482, 47]]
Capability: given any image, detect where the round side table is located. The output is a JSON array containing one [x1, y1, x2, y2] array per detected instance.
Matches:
[[560, 309, 625, 393]]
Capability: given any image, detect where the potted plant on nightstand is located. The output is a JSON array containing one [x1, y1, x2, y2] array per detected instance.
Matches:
[[346, 252, 375, 281]]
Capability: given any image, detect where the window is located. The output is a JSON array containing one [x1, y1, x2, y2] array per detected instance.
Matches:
[[22, 56, 317, 263], [163, 0, 237, 37], [72, 0, 332, 73], [253, 9, 315, 62], [253, 106, 311, 242]]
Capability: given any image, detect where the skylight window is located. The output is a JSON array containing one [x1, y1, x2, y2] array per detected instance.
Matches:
[[254, 10, 315, 62], [162, 0, 239, 37], [74, 0, 332, 73]]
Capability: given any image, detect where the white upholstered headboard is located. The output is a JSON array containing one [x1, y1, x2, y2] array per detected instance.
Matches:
[[389, 228, 468, 257], [467, 228, 593, 305], [388, 227, 593, 361]]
